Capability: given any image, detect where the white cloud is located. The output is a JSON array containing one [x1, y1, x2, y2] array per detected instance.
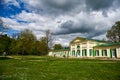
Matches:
[[92, 33, 106, 40], [23, 0, 41, 8], [2, 8, 120, 45], [2, 11, 60, 39], [10, 11, 58, 31]]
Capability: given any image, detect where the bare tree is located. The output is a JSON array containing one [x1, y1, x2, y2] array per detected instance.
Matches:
[[45, 30, 54, 54]]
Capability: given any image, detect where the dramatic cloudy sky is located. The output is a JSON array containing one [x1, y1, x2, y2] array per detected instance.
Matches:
[[0, 0, 120, 46]]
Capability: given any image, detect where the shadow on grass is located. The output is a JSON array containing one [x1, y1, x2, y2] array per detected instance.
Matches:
[[0, 57, 12, 60]]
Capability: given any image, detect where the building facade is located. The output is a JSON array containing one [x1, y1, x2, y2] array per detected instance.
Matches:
[[49, 37, 120, 58]]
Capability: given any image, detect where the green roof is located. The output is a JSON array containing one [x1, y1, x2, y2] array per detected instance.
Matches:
[[70, 37, 107, 43], [95, 42, 120, 47]]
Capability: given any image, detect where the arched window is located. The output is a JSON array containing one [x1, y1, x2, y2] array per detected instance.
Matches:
[[77, 45, 80, 48]]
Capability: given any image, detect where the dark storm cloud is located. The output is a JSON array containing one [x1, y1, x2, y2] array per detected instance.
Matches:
[[38, 0, 84, 16], [54, 20, 108, 38], [47, 0, 120, 39], [85, 0, 114, 11], [42, 0, 82, 11], [38, 0, 120, 16], [22, 0, 84, 16], [23, 0, 120, 17], [59, 20, 94, 34], [85, 0, 120, 16]]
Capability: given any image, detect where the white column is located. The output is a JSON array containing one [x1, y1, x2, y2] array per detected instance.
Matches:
[[70, 45, 72, 57], [87, 41, 90, 57], [116, 48, 119, 58], [75, 44, 77, 57], [99, 49, 102, 57], [107, 49, 110, 58], [80, 44, 82, 57]]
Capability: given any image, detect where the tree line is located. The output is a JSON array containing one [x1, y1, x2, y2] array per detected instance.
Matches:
[[0, 29, 52, 56], [0, 29, 65, 56]]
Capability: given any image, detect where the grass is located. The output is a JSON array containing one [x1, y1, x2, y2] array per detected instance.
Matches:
[[0, 56, 120, 80]]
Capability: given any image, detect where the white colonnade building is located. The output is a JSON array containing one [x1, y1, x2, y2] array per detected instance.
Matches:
[[49, 37, 120, 59]]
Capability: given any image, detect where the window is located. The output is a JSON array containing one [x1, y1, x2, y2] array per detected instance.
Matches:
[[111, 49, 117, 58], [89, 49, 93, 56], [77, 50, 80, 55], [102, 50, 107, 56], [72, 50, 75, 56], [77, 45, 80, 48], [95, 50, 99, 56], [82, 49, 87, 56]]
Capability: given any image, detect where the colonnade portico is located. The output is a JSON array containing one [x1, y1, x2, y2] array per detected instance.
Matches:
[[70, 41, 93, 58], [50, 47, 120, 58], [70, 44, 82, 57], [49, 37, 120, 59], [94, 47, 120, 58]]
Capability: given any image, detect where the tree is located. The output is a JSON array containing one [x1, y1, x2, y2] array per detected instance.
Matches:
[[53, 44, 63, 50], [9, 39, 19, 55], [19, 29, 37, 55], [45, 30, 54, 54], [9, 29, 37, 56], [38, 37, 48, 55], [106, 21, 120, 42], [9, 29, 54, 56], [0, 34, 12, 55]]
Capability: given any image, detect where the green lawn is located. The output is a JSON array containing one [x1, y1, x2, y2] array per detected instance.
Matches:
[[0, 56, 120, 80]]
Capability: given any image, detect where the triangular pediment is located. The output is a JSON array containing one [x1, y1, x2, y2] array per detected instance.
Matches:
[[70, 37, 86, 44], [70, 37, 105, 44]]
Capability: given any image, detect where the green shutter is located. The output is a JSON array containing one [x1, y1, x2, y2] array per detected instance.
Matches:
[[114, 49, 117, 58], [91, 49, 93, 56], [110, 49, 112, 58], [82, 50, 84, 56], [73, 50, 75, 56], [94, 50, 96, 56], [93, 50, 95, 56], [102, 50, 103, 56]]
